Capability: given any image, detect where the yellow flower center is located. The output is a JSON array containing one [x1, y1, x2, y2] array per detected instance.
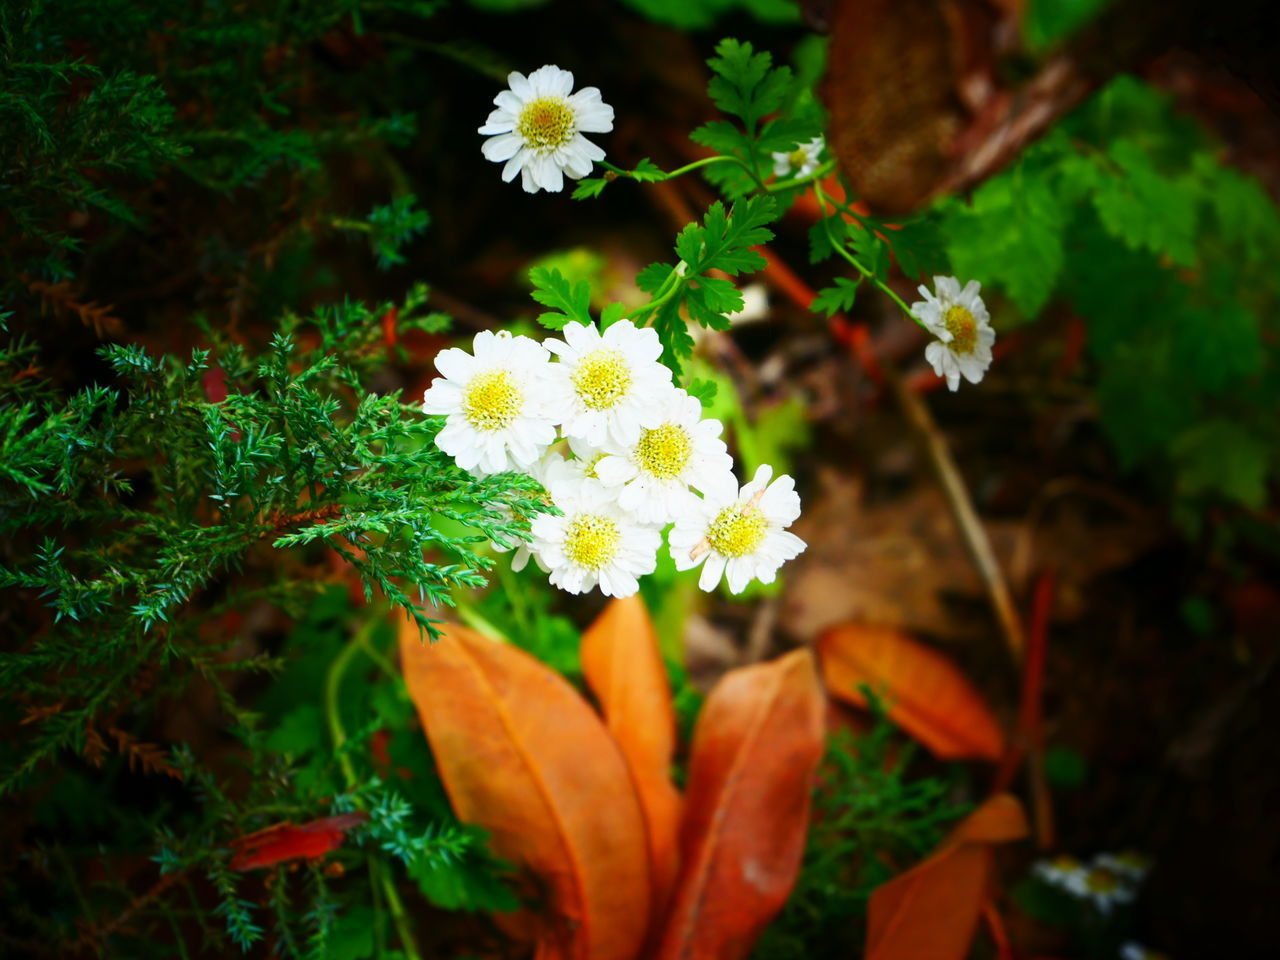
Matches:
[[563, 513, 620, 571], [635, 423, 692, 479], [706, 504, 767, 558], [1085, 868, 1120, 894], [571, 349, 632, 410], [462, 370, 522, 431], [581, 452, 606, 480], [788, 148, 810, 170], [943, 304, 978, 355], [517, 96, 575, 152], [1051, 855, 1082, 871]]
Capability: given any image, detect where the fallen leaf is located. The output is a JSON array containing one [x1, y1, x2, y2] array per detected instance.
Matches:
[[655, 648, 826, 960], [580, 596, 683, 927], [228, 812, 368, 871], [866, 794, 1027, 960], [399, 622, 651, 960], [818, 623, 1005, 761]]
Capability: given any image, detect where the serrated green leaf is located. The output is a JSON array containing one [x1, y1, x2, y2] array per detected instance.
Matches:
[[811, 277, 859, 316], [528, 267, 592, 329], [572, 178, 608, 200], [686, 378, 719, 407], [1092, 139, 1197, 266]]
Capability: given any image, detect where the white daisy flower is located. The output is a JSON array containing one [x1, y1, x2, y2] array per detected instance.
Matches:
[[530, 478, 660, 597], [491, 450, 569, 573], [911, 276, 996, 392], [478, 65, 614, 194], [1033, 854, 1088, 892], [542, 319, 677, 448], [562, 435, 609, 484], [421, 330, 556, 475], [1095, 850, 1151, 883], [1078, 865, 1136, 914], [1121, 943, 1170, 960], [771, 136, 825, 179], [594, 388, 735, 524], [669, 464, 806, 594]]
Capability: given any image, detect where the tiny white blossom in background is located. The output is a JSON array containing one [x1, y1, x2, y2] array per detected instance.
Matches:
[[1095, 850, 1151, 883], [912, 276, 996, 391], [1121, 943, 1171, 960], [422, 330, 556, 475], [479, 65, 614, 194], [543, 319, 677, 448], [594, 388, 736, 524], [669, 464, 806, 594], [771, 136, 825, 179], [530, 477, 660, 597], [1077, 865, 1135, 914], [1033, 854, 1088, 891]]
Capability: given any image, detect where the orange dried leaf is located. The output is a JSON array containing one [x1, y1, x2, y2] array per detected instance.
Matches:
[[399, 622, 651, 960], [818, 623, 1006, 761], [655, 649, 826, 960], [866, 794, 1027, 960], [580, 596, 683, 926]]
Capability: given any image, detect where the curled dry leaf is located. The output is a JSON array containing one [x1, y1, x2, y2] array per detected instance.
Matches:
[[399, 621, 651, 960], [656, 648, 826, 960], [580, 595, 683, 928], [818, 623, 1006, 761], [866, 794, 1028, 960]]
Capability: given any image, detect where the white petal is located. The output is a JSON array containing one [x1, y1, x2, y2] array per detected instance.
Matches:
[[482, 133, 522, 162], [507, 71, 533, 99], [502, 148, 530, 183], [698, 553, 727, 592]]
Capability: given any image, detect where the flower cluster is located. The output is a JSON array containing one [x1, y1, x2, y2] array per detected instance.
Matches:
[[422, 322, 806, 598], [1033, 850, 1150, 915]]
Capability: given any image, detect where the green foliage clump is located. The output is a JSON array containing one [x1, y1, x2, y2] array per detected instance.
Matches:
[[937, 76, 1280, 522], [0, 289, 547, 800], [1, 0, 437, 288]]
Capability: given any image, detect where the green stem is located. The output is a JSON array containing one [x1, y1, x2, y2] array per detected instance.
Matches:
[[628, 262, 686, 325], [813, 184, 925, 330], [766, 158, 837, 193], [325, 620, 423, 960]]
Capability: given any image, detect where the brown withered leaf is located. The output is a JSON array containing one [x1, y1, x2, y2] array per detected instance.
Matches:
[[866, 794, 1027, 960], [580, 596, 683, 928], [655, 649, 826, 960], [818, 623, 1006, 761], [399, 622, 651, 960]]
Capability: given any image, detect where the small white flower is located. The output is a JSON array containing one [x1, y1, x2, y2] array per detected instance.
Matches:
[[1078, 864, 1136, 914], [911, 276, 996, 391], [1121, 943, 1170, 960], [771, 136, 824, 179], [492, 450, 568, 573], [594, 388, 735, 524], [530, 478, 660, 597], [422, 330, 556, 475], [562, 435, 609, 484], [669, 464, 806, 594], [1095, 850, 1151, 883], [542, 319, 677, 448], [1033, 854, 1088, 892], [478, 65, 614, 194]]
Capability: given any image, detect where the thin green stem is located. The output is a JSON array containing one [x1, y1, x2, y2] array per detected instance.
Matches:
[[628, 262, 686, 325], [325, 619, 423, 960], [766, 158, 837, 193], [813, 184, 925, 330]]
